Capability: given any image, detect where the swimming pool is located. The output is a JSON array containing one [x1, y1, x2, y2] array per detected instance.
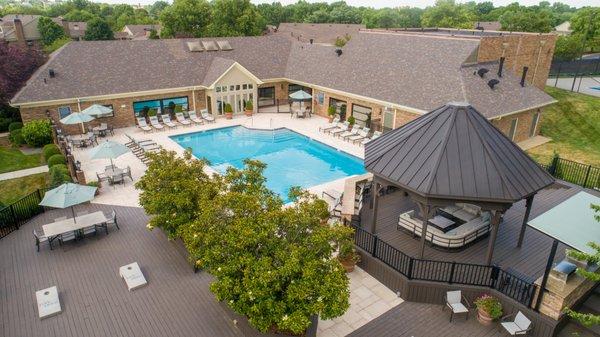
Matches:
[[170, 126, 366, 201]]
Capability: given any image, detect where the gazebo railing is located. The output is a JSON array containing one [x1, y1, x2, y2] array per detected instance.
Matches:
[[352, 225, 537, 307]]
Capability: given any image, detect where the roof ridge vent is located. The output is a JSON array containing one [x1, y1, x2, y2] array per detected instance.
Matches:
[[477, 68, 489, 78], [488, 79, 500, 89]]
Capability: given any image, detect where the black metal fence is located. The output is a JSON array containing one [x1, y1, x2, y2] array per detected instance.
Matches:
[[352, 225, 537, 307], [0, 188, 47, 239], [549, 58, 600, 77], [546, 156, 600, 190]]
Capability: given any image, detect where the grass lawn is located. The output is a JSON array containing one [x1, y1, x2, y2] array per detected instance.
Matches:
[[0, 144, 43, 174], [527, 87, 600, 167], [0, 173, 48, 205]]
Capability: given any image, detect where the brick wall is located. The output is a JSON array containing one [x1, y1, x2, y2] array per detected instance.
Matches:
[[20, 89, 207, 135], [478, 34, 556, 90], [491, 108, 543, 143]]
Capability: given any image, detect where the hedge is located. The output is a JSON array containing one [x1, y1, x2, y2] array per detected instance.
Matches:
[[49, 164, 72, 187], [47, 154, 67, 168], [22, 120, 52, 147], [42, 144, 61, 161], [8, 122, 23, 132], [9, 128, 24, 146]]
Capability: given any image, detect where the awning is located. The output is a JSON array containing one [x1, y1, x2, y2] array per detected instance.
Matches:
[[528, 191, 600, 255]]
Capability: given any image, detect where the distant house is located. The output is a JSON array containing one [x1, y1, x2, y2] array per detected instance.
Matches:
[[554, 21, 572, 35], [0, 14, 86, 48], [474, 21, 502, 31], [119, 24, 162, 40], [52, 18, 87, 41], [272, 22, 365, 45]]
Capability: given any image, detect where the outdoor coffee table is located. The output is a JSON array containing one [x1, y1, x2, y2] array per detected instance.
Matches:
[[428, 215, 456, 232]]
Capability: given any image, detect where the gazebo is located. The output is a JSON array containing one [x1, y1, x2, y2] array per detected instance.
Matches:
[[364, 102, 555, 264]]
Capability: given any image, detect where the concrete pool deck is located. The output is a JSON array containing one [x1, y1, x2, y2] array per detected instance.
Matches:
[[74, 113, 366, 207]]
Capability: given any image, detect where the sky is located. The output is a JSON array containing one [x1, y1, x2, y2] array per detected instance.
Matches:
[[97, 0, 598, 8]]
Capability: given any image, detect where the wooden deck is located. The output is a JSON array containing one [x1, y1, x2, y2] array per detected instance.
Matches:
[[0, 204, 262, 337], [349, 301, 504, 337], [359, 182, 598, 279]]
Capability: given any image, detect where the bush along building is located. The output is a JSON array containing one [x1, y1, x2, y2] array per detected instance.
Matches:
[[11, 27, 556, 143]]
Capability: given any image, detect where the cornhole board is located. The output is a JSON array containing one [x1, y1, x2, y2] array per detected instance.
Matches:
[[36, 286, 62, 319], [119, 262, 147, 291]]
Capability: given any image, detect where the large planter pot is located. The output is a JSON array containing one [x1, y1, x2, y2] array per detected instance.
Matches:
[[339, 257, 356, 273], [225, 112, 233, 119], [477, 308, 493, 326], [328, 116, 334, 123], [245, 109, 253, 117]]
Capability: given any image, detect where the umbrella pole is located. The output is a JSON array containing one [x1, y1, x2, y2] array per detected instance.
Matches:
[[71, 206, 77, 223], [81, 122, 85, 134]]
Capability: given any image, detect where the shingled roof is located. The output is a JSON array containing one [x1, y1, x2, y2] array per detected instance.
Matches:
[[365, 102, 555, 204], [11, 32, 555, 119]]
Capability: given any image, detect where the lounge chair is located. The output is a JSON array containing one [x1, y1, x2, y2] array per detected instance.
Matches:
[[324, 120, 344, 134], [125, 134, 156, 148], [349, 127, 370, 144], [201, 109, 215, 123], [319, 117, 340, 132], [361, 131, 381, 146], [148, 116, 164, 131], [160, 114, 178, 129], [443, 290, 470, 322], [339, 125, 360, 139], [136, 117, 152, 133], [501, 311, 533, 335], [33, 229, 51, 251], [322, 189, 343, 219], [329, 121, 350, 137], [175, 112, 192, 126], [188, 111, 204, 125]]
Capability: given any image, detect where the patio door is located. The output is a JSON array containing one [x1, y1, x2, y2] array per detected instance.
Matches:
[[329, 98, 347, 121], [258, 87, 275, 107]]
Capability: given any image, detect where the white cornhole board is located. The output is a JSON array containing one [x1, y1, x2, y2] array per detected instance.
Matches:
[[119, 262, 147, 291], [36, 286, 62, 319]]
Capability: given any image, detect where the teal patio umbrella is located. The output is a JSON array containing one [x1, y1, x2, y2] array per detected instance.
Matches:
[[60, 112, 95, 133], [88, 140, 130, 167], [39, 183, 97, 221], [289, 90, 312, 113], [81, 104, 113, 117]]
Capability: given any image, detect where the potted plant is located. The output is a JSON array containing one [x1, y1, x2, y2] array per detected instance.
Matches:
[[244, 100, 253, 117], [224, 103, 233, 119], [327, 106, 336, 122], [335, 225, 359, 272], [474, 294, 503, 325], [347, 116, 355, 126]]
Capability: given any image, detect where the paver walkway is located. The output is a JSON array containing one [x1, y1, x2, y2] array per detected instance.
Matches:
[[0, 165, 48, 181]]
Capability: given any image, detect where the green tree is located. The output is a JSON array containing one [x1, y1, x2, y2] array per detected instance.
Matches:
[[148, 0, 169, 19], [37, 16, 66, 46], [159, 0, 211, 38], [207, 0, 266, 37], [63, 9, 98, 22], [257, 2, 288, 26], [421, 0, 476, 29], [83, 17, 114, 40], [570, 8, 600, 53], [499, 8, 553, 33], [553, 35, 584, 61]]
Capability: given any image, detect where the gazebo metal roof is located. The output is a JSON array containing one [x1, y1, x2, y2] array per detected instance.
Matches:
[[365, 102, 555, 205]]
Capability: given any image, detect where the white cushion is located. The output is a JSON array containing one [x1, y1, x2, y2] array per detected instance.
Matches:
[[443, 205, 461, 214], [446, 290, 461, 304], [501, 322, 521, 335], [453, 209, 478, 222], [463, 203, 481, 215], [450, 303, 469, 313], [514, 312, 531, 331]]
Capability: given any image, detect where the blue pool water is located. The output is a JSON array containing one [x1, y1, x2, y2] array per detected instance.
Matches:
[[170, 126, 366, 202], [591, 86, 600, 91]]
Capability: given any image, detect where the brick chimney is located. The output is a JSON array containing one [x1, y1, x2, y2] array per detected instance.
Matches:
[[13, 18, 25, 43], [61, 19, 71, 38]]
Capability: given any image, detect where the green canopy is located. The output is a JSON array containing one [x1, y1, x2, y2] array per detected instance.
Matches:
[[81, 104, 113, 117], [60, 112, 95, 133], [88, 140, 130, 167], [40, 183, 97, 209], [528, 191, 600, 255]]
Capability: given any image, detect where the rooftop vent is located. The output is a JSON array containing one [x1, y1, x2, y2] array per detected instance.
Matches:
[[520, 66, 529, 87], [477, 68, 489, 78], [49, 69, 55, 78], [497, 57, 505, 77], [335, 48, 342, 57], [216, 40, 233, 51], [488, 79, 499, 89], [202, 40, 219, 51], [187, 41, 204, 52]]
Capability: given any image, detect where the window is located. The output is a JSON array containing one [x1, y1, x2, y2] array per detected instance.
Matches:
[[317, 92, 324, 105], [216, 87, 222, 93], [236, 85, 240, 91], [242, 84, 248, 90], [529, 112, 540, 137], [248, 84, 253, 89], [258, 87, 275, 107], [133, 96, 189, 117], [222, 86, 228, 93], [58, 106, 71, 119], [508, 118, 518, 141], [101, 104, 114, 117], [351, 104, 372, 127], [230, 85, 234, 91], [329, 98, 347, 120], [288, 84, 312, 96]]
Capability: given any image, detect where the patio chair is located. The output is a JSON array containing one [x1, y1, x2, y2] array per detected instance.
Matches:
[[443, 290, 470, 322], [160, 114, 178, 129], [349, 127, 370, 144], [148, 116, 164, 131], [188, 111, 204, 125], [123, 166, 133, 181], [59, 231, 77, 245], [361, 131, 381, 146], [82, 225, 97, 236], [201, 109, 215, 123], [339, 125, 360, 139], [322, 189, 343, 219], [33, 229, 51, 252], [175, 112, 192, 126], [96, 172, 109, 187], [501, 311, 533, 335], [329, 121, 350, 137], [105, 209, 119, 230], [319, 117, 340, 132], [109, 173, 124, 187], [125, 134, 156, 148], [136, 117, 152, 133], [107, 125, 114, 136]]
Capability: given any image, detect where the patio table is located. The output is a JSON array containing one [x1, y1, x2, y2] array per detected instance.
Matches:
[[42, 211, 108, 238], [70, 134, 94, 147], [92, 125, 108, 137], [105, 167, 124, 185], [428, 215, 456, 233]]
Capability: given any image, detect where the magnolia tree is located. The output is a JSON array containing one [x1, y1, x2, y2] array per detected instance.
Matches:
[[137, 151, 351, 334]]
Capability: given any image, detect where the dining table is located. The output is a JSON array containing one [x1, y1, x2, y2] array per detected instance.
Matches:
[[92, 125, 108, 137], [42, 211, 109, 241]]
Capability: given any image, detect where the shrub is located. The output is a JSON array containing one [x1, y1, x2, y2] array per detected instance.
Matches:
[[327, 105, 336, 116], [245, 100, 253, 111], [9, 128, 24, 146], [347, 116, 356, 125], [21, 120, 52, 147], [224, 103, 233, 113], [47, 154, 66, 168], [474, 294, 503, 320], [8, 122, 23, 132], [42, 144, 61, 161], [0, 117, 13, 132], [49, 164, 72, 187]]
